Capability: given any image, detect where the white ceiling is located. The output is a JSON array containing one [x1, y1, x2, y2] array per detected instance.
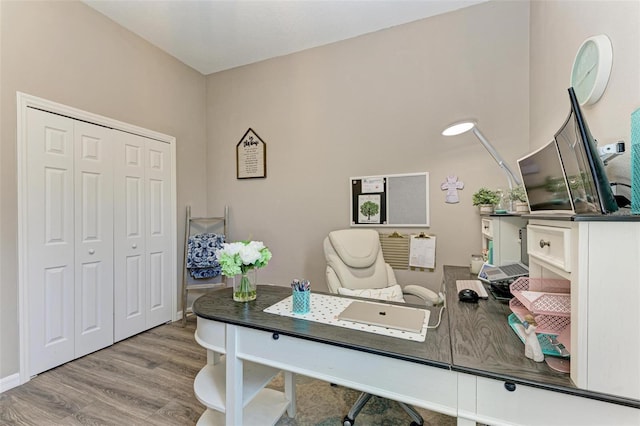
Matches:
[[83, 0, 488, 75]]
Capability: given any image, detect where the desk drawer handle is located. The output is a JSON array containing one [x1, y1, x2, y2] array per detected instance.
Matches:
[[504, 382, 517, 392], [539, 239, 551, 248], [272, 333, 280, 340]]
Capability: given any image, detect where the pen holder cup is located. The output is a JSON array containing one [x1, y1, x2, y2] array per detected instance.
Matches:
[[292, 290, 311, 314]]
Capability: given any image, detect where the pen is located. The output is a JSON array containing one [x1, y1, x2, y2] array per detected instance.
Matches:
[[291, 279, 310, 291]]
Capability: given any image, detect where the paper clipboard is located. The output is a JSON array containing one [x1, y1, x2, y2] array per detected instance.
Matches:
[[409, 232, 436, 269]]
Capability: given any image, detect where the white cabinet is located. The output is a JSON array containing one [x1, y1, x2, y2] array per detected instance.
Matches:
[[527, 218, 640, 400], [194, 317, 293, 425], [481, 215, 527, 265], [23, 106, 175, 375], [114, 131, 173, 342], [462, 374, 640, 425]]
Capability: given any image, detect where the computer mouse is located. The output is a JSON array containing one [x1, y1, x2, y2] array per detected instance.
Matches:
[[458, 288, 479, 303]]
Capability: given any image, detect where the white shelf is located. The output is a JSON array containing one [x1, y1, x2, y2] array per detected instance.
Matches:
[[196, 388, 290, 426], [193, 356, 282, 412]]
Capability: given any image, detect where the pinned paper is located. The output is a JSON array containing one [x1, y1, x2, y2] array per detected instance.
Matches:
[[409, 234, 436, 269]]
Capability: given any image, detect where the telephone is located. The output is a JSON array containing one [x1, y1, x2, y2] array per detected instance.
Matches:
[[403, 285, 443, 306]]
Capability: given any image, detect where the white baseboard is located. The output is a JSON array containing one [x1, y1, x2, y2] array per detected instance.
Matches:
[[0, 373, 21, 393]]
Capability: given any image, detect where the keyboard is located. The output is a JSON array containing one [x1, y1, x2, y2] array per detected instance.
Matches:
[[500, 263, 529, 276]]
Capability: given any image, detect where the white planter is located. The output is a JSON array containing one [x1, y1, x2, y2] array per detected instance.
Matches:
[[479, 204, 494, 214], [515, 202, 529, 213]]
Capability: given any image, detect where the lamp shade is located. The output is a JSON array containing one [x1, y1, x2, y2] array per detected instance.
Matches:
[[441, 120, 476, 136], [441, 119, 522, 190]]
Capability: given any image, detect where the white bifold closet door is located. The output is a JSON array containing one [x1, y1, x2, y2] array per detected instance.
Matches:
[[27, 108, 114, 376], [114, 131, 172, 342]]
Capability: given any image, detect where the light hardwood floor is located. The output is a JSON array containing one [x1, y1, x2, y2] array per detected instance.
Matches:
[[1, 318, 207, 425], [1, 316, 455, 425]]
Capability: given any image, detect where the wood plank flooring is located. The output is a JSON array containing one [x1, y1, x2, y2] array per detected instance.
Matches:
[[1, 319, 206, 425], [0, 316, 455, 425]]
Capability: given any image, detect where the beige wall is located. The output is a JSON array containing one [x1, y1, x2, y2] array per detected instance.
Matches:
[[3, 0, 637, 386], [530, 0, 640, 191], [0, 1, 208, 378], [205, 1, 531, 294]]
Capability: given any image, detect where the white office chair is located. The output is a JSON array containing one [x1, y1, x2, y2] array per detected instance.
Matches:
[[324, 229, 440, 426]]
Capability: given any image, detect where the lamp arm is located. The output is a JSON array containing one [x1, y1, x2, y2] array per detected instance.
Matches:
[[472, 128, 522, 189]]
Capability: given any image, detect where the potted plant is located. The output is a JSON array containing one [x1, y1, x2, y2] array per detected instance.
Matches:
[[472, 187, 500, 214], [509, 186, 529, 213]]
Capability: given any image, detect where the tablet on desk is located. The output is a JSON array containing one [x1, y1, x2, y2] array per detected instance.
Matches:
[[337, 301, 426, 333]]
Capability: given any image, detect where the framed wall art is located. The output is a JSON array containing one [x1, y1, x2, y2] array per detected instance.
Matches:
[[350, 172, 429, 227], [236, 128, 266, 179]]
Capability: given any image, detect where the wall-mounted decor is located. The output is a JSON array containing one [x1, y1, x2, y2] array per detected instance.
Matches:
[[236, 128, 266, 179], [350, 172, 429, 227], [440, 175, 464, 203]]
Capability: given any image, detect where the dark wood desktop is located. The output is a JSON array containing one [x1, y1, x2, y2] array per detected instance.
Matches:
[[192, 266, 639, 425]]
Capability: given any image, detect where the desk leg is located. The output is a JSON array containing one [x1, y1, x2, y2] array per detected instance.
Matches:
[[284, 371, 296, 418], [457, 373, 477, 426], [208, 350, 222, 365], [226, 325, 243, 425]]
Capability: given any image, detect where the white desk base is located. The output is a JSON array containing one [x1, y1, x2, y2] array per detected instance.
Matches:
[[195, 318, 639, 425]]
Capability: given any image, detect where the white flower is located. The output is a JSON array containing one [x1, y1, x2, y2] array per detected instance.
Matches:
[[246, 241, 265, 251], [239, 244, 261, 265], [218, 242, 243, 256], [215, 240, 272, 277]]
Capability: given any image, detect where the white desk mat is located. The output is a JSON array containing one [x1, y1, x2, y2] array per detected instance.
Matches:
[[263, 293, 429, 342]]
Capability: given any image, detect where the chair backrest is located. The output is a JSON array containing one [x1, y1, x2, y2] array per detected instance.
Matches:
[[324, 229, 396, 294]]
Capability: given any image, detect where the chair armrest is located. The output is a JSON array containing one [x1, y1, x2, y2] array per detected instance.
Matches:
[[384, 264, 398, 286], [403, 285, 442, 306]]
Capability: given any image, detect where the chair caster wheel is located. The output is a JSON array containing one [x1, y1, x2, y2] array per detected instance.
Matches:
[[410, 422, 423, 426], [343, 416, 355, 426]]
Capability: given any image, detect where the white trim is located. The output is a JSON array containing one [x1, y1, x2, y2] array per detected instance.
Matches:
[[16, 92, 178, 386], [0, 373, 21, 393]]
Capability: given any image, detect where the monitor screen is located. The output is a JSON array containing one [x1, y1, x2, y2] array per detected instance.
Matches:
[[518, 140, 574, 214], [554, 88, 618, 214]]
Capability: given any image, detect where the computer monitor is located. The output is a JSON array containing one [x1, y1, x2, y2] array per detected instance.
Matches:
[[518, 139, 574, 214], [517, 87, 618, 216], [554, 87, 618, 214]]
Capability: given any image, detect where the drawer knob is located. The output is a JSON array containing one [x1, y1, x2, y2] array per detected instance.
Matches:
[[539, 239, 551, 248], [504, 382, 517, 392], [272, 333, 280, 340]]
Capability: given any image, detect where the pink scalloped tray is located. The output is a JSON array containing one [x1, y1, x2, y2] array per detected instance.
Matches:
[[509, 297, 571, 335], [510, 277, 570, 316]]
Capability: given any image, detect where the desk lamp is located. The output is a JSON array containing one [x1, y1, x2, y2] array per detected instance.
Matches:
[[441, 120, 521, 191]]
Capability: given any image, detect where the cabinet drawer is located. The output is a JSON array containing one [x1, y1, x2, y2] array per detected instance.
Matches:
[[475, 377, 640, 425], [482, 218, 493, 239], [527, 224, 572, 272]]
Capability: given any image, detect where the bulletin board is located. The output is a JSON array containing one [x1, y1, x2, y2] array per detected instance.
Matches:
[[350, 172, 429, 227]]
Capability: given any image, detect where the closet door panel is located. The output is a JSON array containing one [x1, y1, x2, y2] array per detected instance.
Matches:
[[145, 140, 172, 328], [74, 122, 114, 357], [26, 108, 75, 375], [114, 132, 147, 341]]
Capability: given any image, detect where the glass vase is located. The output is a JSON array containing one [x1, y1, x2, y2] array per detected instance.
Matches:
[[233, 269, 257, 302]]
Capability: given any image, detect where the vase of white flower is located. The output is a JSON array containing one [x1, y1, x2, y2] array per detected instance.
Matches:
[[233, 269, 257, 302], [215, 240, 272, 302]]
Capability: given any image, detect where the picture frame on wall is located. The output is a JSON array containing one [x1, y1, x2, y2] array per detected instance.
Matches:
[[236, 128, 267, 179], [350, 172, 429, 227]]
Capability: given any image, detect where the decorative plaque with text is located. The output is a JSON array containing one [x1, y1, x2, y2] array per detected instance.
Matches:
[[236, 128, 266, 179]]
